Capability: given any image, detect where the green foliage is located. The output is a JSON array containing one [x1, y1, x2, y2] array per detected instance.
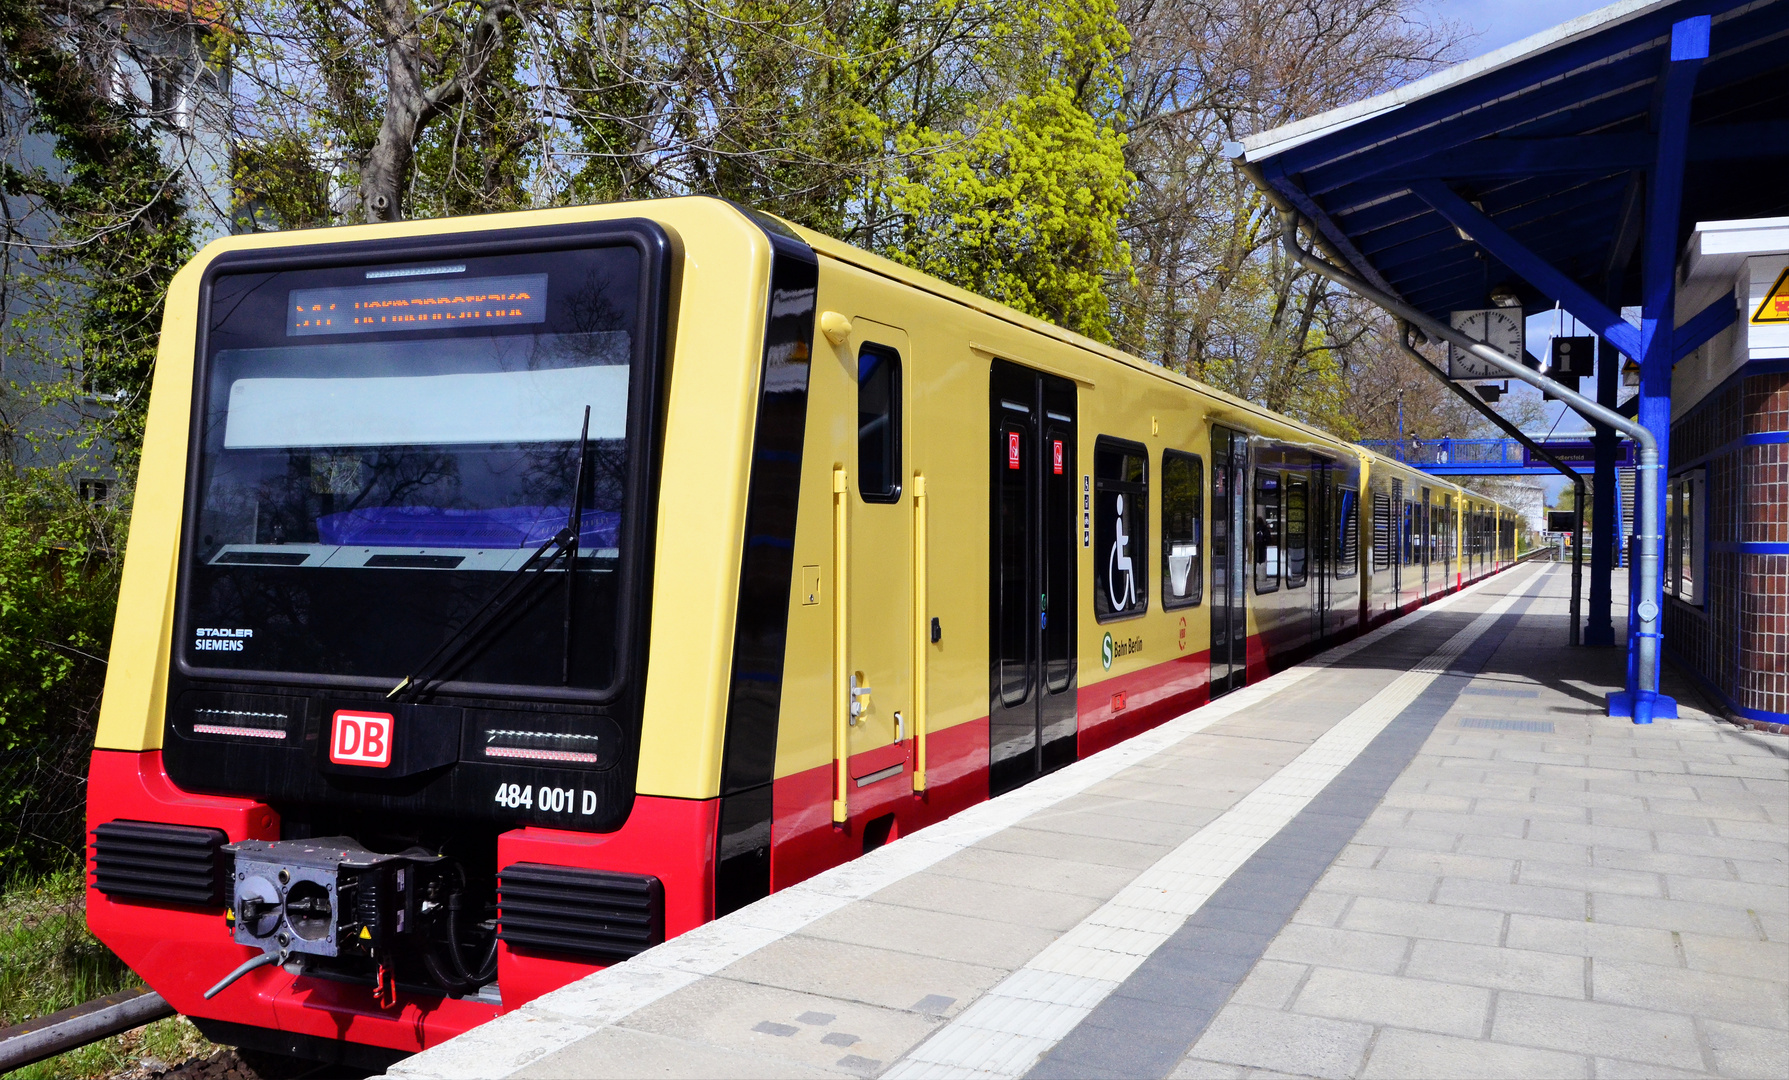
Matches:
[[0, 0, 196, 471], [0, 868, 215, 1078], [870, 0, 1135, 341], [0, 467, 123, 884], [412, 5, 538, 217]]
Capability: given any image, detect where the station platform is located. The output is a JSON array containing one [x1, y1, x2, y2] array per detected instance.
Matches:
[[389, 565, 1788, 1080]]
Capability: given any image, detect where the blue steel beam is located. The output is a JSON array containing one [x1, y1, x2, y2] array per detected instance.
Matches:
[[1275, 6, 1691, 177], [1408, 179, 1645, 357], [1366, 182, 1627, 283], [1674, 292, 1737, 362], [1290, 3, 1779, 196], [1321, 122, 1789, 194]]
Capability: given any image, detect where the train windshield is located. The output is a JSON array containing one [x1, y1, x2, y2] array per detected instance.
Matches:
[[181, 244, 652, 695]]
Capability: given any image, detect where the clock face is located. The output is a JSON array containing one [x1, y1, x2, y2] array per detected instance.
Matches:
[[1453, 309, 1524, 361], [1447, 308, 1525, 378]]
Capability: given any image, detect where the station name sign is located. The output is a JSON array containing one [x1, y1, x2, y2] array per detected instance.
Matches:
[[1522, 440, 1635, 468]]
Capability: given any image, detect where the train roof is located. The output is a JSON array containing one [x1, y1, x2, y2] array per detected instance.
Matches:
[[776, 210, 1519, 514]]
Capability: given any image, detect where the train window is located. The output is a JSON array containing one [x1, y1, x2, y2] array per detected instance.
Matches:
[[1094, 437, 1148, 621], [1401, 500, 1415, 565], [1253, 470, 1281, 593], [1285, 475, 1308, 588], [857, 344, 901, 502], [1372, 491, 1392, 572], [183, 240, 657, 695], [1336, 487, 1359, 578], [1161, 451, 1202, 609]]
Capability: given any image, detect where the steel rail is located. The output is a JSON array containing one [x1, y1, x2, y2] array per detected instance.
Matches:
[[0, 987, 174, 1072]]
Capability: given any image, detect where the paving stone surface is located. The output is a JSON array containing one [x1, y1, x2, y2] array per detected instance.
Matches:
[[391, 565, 1787, 1080]]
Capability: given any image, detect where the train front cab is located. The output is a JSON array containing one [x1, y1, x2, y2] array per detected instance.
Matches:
[[84, 199, 818, 1062]]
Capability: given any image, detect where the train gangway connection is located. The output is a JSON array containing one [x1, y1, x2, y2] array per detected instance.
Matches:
[[385, 563, 1787, 1080]]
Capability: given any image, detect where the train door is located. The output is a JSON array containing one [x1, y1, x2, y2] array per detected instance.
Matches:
[[1311, 458, 1333, 640], [988, 358, 1078, 798], [1209, 427, 1249, 697], [846, 323, 913, 789]]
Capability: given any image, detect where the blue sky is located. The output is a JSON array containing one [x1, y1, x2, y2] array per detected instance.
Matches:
[[1420, 0, 1624, 54]]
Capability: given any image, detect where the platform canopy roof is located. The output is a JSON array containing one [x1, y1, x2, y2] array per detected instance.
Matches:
[[1228, 0, 1789, 322]]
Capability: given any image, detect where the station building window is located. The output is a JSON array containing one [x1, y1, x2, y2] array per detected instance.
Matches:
[[857, 343, 901, 502], [1094, 437, 1148, 621], [1667, 469, 1704, 607], [1161, 450, 1202, 608], [1254, 470, 1281, 593]]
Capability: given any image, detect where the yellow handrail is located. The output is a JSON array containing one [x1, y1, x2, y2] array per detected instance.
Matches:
[[911, 473, 928, 793], [832, 466, 849, 825]]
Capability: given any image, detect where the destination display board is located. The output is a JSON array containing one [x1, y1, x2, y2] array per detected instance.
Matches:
[[289, 273, 549, 336]]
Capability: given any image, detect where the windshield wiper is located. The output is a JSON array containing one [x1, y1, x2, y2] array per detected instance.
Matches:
[[388, 407, 592, 702]]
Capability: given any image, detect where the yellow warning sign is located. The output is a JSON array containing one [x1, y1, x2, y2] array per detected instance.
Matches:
[[1753, 267, 1789, 324]]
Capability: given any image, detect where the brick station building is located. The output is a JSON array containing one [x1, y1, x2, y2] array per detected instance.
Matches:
[[1668, 217, 1788, 724]]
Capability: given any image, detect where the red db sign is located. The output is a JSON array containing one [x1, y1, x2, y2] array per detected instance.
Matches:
[[1053, 439, 1064, 475], [1008, 432, 1022, 469], [330, 710, 392, 767]]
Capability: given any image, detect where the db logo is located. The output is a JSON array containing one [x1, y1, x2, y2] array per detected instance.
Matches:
[[330, 710, 393, 767]]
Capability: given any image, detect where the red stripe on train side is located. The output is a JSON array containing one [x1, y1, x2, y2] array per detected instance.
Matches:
[[769, 718, 987, 891], [1077, 649, 1210, 758]]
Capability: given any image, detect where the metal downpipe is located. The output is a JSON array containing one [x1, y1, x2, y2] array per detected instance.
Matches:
[[1275, 211, 1665, 720]]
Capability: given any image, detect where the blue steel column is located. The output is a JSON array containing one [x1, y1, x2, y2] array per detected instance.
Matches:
[[1614, 16, 1707, 723], [1587, 339, 1617, 646]]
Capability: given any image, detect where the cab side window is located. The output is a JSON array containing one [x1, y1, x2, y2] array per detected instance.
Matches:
[[857, 344, 900, 502], [1162, 450, 1202, 608], [1254, 470, 1281, 593], [1285, 474, 1308, 588], [1094, 438, 1148, 621]]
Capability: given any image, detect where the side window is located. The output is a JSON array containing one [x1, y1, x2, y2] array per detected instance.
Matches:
[[1253, 469, 1281, 593], [1671, 470, 1704, 606], [1372, 491, 1392, 571], [1162, 451, 1202, 608], [1285, 475, 1308, 588], [1337, 487, 1359, 578], [857, 344, 900, 501], [1401, 500, 1415, 565], [1094, 437, 1148, 621]]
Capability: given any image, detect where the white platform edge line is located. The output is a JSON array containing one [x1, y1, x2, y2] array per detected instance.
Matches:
[[388, 563, 1550, 1079]]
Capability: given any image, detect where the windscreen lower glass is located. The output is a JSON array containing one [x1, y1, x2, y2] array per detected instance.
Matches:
[[182, 243, 649, 694]]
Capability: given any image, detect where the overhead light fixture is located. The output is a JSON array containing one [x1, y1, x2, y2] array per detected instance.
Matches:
[[1489, 284, 1522, 308]]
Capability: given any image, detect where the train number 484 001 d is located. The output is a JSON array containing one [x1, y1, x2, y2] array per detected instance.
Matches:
[[494, 782, 598, 815]]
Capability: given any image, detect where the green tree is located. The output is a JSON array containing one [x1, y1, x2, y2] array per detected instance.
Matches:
[[869, 0, 1135, 341], [0, 467, 122, 883]]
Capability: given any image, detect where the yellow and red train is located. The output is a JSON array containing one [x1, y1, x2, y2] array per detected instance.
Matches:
[[85, 198, 1521, 1064]]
